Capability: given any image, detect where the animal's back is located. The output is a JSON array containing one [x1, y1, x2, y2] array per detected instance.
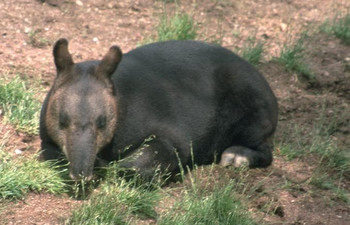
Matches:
[[111, 40, 277, 165]]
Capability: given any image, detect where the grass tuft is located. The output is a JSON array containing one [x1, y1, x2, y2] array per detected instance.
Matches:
[[142, 11, 197, 44], [321, 13, 350, 45], [0, 75, 41, 134], [278, 107, 349, 174], [66, 163, 159, 224], [275, 36, 315, 82], [0, 139, 67, 200], [157, 13, 197, 41], [277, 106, 350, 202], [158, 164, 255, 225], [309, 106, 350, 175], [158, 179, 255, 225], [240, 38, 265, 66]]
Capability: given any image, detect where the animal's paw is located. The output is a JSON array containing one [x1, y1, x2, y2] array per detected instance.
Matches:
[[219, 149, 249, 167]]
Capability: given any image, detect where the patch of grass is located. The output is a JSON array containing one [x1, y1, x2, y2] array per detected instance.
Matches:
[[309, 107, 350, 175], [277, 106, 349, 201], [0, 75, 41, 134], [66, 164, 159, 224], [158, 181, 256, 225], [309, 172, 336, 190], [158, 165, 256, 225], [239, 38, 265, 66], [157, 12, 197, 41], [279, 107, 349, 174], [278, 144, 301, 161], [67, 161, 256, 224], [0, 136, 67, 200], [309, 135, 349, 173], [143, 12, 197, 44], [275, 36, 315, 82], [309, 172, 349, 204], [321, 13, 350, 45], [276, 123, 307, 160]]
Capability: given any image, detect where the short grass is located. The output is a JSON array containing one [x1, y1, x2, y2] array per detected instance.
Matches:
[[0, 135, 67, 200], [67, 182, 159, 224], [0, 75, 41, 134], [310, 110, 349, 173], [278, 107, 349, 173], [158, 176, 255, 225], [157, 12, 197, 41], [65, 161, 256, 224], [274, 35, 315, 82], [66, 163, 160, 224], [239, 38, 265, 66], [142, 11, 197, 44], [277, 106, 350, 202], [308, 171, 349, 203], [320, 12, 350, 45]]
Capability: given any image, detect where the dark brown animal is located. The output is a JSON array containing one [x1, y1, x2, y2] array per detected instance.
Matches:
[[40, 39, 278, 181]]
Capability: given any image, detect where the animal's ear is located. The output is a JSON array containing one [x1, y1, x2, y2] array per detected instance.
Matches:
[[96, 45, 122, 79], [53, 38, 74, 74]]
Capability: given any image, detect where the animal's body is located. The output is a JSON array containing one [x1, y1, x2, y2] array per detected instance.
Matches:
[[40, 39, 278, 181]]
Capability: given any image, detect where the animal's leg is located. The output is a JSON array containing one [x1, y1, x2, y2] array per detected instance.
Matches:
[[118, 137, 186, 182]]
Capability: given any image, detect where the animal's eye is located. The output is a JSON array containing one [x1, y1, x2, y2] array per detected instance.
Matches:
[[96, 115, 106, 129], [59, 112, 70, 129]]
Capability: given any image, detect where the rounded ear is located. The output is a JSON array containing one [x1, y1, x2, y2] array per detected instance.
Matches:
[[53, 38, 74, 74], [96, 45, 122, 79]]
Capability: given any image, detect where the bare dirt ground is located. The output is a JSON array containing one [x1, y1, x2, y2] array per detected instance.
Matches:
[[0, 0, 349, 224]]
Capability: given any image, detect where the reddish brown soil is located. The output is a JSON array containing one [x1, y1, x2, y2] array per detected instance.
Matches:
[[0, 0, 349, 224]]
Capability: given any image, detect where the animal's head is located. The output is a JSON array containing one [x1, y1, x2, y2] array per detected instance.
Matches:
[[46, 39, 122, 181]]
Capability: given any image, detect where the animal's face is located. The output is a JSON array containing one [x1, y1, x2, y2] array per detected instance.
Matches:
[[46, 75, 118, 180], [45, 39, 121, 180]]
